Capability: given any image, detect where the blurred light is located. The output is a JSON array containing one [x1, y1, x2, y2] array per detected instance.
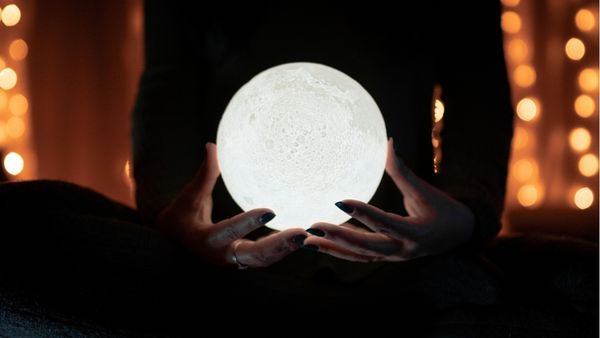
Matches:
[[513, 159, 537, 182], [9, 39, 28, 61], [0, 121, 6, 144], [569, 128, 591, 152], [0, 57, 5, 69], [575, 9, 596, 32], [0, 68, 17, 90], [507, 39, 528, 62], [434, 99, 444, 122], [514, 65, 536, 87], [6, 116, 24, 138], [512, 126, 529, 150], [579, 154, 599, 177], [516, 97, 539, 121], [501, 0, 520, 7], [574, 95, 595, 118], [1, 4, 21, 27], [578, 68, 598, 92], [124, 160, 131, 178], [565, 38, 585, 61], [517, 184, 538, 207], [8, 94, 28, 116], [501, 11, 522, 34], [3, 151, 24, 175], [574, 187, 594, 209], [0, 91, 7, 110]]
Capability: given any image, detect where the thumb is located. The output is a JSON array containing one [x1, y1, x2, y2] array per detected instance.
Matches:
[[385, 138, 423, 199]]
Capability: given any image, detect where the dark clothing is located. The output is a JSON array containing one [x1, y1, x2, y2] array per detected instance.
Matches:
[[132, 1, 514, 253]]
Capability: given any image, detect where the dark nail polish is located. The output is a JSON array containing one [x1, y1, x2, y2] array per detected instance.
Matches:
[[292, 235, 307, 245], [259, 212, 276, 224], [307, 228, 325, 237], [335, 201, 354, 214], [302, 244, 319, 252]]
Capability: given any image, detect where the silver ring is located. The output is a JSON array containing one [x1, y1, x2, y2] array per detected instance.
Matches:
[[232, 240, 248, 270]]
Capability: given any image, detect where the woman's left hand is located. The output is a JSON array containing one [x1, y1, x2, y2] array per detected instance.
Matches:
[[303, 138, 475, 262]]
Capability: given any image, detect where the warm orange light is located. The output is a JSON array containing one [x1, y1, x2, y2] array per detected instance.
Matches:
[[0, 121, 6, 144], [516, 97, 539, 121], [574, 187, 594, 209], [6, 116, 24, 138], [575, 9, 596, 32], [434, 99, 444, 122], [0, 68, 17, 90], [8, 94, 28, 116], [0, 57, 5, 69], [507, 39, 528, 62], [578, 68, 598, 92], [513, 159, 537, 182], [9, 39, 28, 61], [3, 151, 24, 176], [513, 65, 536, 87], [501, 11, 522, 34], [512, 126, 529, 150], [517, 184, 539, 207], [1, 4, 21, 27], [565, 38, 585, 61], [579, 154, 599, 177], [0, 91, 7, 110], [574, 94, 595, 118], [569, 128, 591, 152], [501, 0, 520, 7]]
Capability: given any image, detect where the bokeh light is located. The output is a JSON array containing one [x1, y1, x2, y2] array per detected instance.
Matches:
[[8, 94, 28, 116], [517, 184, 539, 207], [516, 97, 539, 121], [0, 68, 17, 90], [502, 11, 522, 34], [578, 68, 598, 92], [512, 126, 530, 150], [0, 91, 7, 110], [3, 151, 24, 175], [574, 187, 594, 210], [574, 94, 595, 118], [434, 99, 444, 122], [6, 116, 25, 138], [575, 9, 596, 32], [1, 4, 21, 27], [578, 154, 599, 177], [513, 159, 537, 182], [514, 65, 536, 87], [501, 0, 520, 7], [569, 128, 591, 152], [565, 38, 585, 61], [507, 39, 528, 62], [9, 39, 28, 61]]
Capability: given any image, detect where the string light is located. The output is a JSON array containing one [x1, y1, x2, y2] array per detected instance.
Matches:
[[513, 65, 536, 87], [512, 126, 530, 150], [0, 67, 17, 90], [1, 4, 21, 27], [565, 38, 585, 61], [578, 68, 598, 92], [507, 39, 528, 62], [3, 151, 24, 175], [574, 94, 595, 118], [9, 39, 28, 61], [516, 97, 539, 121], [501, 0, 520, 7], [569, 128, 591, 152], [512, 159, 537, 182], [6, 116, 24, 138], [501, 11, 522, 34], [517, 184, 539, 207], [8, 94, 28, 116], [575, 9, 596, 32], [578, 154, 599, 177], [574, 187, 594, 209]]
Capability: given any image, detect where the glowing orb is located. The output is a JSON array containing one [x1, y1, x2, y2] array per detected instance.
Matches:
[[217, 63, 387, 231]]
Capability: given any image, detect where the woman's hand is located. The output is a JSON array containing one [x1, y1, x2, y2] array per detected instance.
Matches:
[[304, 138, 474, 262], [156, 143, 308, 268]]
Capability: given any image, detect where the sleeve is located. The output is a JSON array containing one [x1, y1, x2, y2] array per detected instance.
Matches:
[[433, 1, 514, 248], [131, 0, 211, 223]]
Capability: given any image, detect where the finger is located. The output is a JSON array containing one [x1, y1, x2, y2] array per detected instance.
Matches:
[[385, 138, 423, 199], [336, 199, 418, 239], [210, 208, 276, 247], [180, 143, 221, 206], [309, 222, 402, 256], [302, 237, 385, 263], [233, 228, 308, 268]]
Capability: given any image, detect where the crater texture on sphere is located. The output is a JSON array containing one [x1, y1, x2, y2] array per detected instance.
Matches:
[[217, 63, 387, 231]]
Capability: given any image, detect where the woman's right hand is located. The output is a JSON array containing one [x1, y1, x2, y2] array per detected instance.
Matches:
[[156, 142, 308, 268]]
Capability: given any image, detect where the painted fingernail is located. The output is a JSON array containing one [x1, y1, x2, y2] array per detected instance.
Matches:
[[292, 234, 307, 245], [307, 228, 325, 237], [259, 212, 276, 224], [302, 244, 319, 252], [335, 201, 354, 214]]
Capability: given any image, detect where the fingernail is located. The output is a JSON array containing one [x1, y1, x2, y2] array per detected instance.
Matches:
[[302, 244, 319, 252], [335, 201, 354, 214], [292, 234, 307, 245], [259, 212, 276, 224], [307, 228, 325, 237]]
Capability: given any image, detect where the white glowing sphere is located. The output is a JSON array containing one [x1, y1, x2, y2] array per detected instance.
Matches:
[[217, 63, 387, 231]]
